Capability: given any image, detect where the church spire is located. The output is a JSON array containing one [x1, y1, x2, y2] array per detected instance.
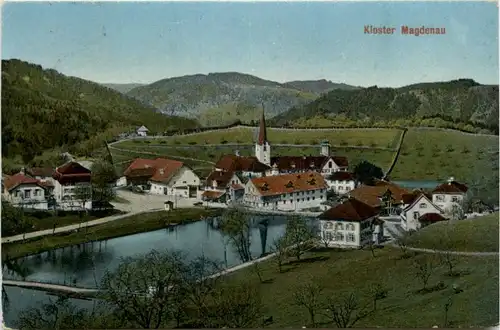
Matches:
[[257, 105, 267, 145]]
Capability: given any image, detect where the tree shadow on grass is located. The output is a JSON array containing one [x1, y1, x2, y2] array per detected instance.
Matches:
[[288, 255, 330, 265], [415, 281, 447, 295]]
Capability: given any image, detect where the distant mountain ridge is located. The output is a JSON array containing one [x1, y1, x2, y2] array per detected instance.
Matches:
[[282, 79, 361, 94], [270, 79, 499, 133], [125, 72, 358, 126], [103, 83, 145, 94]]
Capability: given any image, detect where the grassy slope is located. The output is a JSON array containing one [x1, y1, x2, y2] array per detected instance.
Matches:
[[1, 59, 198, 168], [390, 128, 499, 181], [406, 213, 499, 252], [226, 248, 498, 327], [2, 208, 222, 259]]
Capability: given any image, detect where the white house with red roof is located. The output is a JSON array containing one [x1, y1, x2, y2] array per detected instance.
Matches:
[[52, 161, 93, 211], [123, 158, 201, 198], [400, 190, 446, 231], [431, 177, 469, 216], [2, 173, 51, 210], [243, 172, 329, 211], [317, 197, 384, 248], [326, 171, 356, 194]]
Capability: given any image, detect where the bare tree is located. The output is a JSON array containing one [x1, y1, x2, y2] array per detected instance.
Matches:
[[73, 183, 92, 214], [252, 261, 265, 283], [324, 293, 370, 328], [271, 236, 288, 273], [219, 207, 252, 263], [449, 203, 465, 221], [443, 296, 453, 327], [413, 256, 435, 291], [210, 281, 263, 328], [437, 230, 461, 276], [368, 283, 389, 311], [394, 232, 412, 259], [293, 279, 324, 327], [284, 215, 315, 261], [99, 250, 186, 329]]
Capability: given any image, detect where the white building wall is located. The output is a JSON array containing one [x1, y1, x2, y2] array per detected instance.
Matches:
[[401, 196, 443, 231], [243, 182, 327, 211], [432, 193, 464, 215], [318, 217, 377, 248], [149, 166, 201, 198], [255, 142, 271, 166], [326, 180, 356, 194], [6, 184, 49, 210], [53, 181, 93, 211], [320, 159, 342, 176]]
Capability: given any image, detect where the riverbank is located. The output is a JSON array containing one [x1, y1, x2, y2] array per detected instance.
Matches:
[[2, 207, 223, 260]]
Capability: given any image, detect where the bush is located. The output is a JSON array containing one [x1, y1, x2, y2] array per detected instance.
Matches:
[[174, 140, 180, 145], [340, 140, 348, 146], [356, 140, 363, 147], [188, 141, 197, 145], [220, 139, 228, 144], [159, 140, 166, 144]]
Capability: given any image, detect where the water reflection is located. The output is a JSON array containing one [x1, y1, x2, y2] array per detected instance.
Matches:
[[2, 214, 315, 327]]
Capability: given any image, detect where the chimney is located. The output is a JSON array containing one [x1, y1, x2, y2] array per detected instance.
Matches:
[[235, 150, 240, 156], [448, 177, 455, 184], [20, 167, 25, 175], [159, 169, 164, 175]]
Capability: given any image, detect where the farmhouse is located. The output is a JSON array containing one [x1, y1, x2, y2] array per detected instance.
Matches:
[[202, 170, 245, 203], [431, 177, 468, 216], [2, 173, 51, 210], [347, 180, 410, 213], [326, 171, 356, 194], [137, 125, 149, 137], [400, 190, 446, 231], [123, 158, 201, 198], [317, 197, 384, 248], [52, 161, 93, 211], [243, 171, 328, 211]]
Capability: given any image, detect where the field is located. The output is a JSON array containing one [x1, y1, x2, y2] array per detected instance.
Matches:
[[224, 247, 498, 328], [2, 208, 222, 259], [110, 144, 396, 178], [115, 127, 402, 148], [406, 213, 499, 252], [390, 128, 499, 182]]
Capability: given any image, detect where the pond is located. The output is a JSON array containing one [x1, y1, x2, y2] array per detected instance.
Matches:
[[392, 180, 440, 190], [2, 214, 312, 327]]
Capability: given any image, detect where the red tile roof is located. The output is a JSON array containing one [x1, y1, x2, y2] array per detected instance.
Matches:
[[432, 181, 468, 194], [318, 197, 379, 222], [53, 161, 92, 184], [402, 189, 432, 205], [348, 181, 410, 208], [250, 171, 328, 197], [270, 156, 348, 172], [206, 170, 236, 189], [419, 213, 447, 222], [123, 158, 184, 183], [3, 173, 45, 191], [202, 190, 225, 200], [215, 155, 270, 173], [328, 171, 355, 181]]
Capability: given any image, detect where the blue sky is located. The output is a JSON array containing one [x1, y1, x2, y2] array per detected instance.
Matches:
[[2, 1, 498, 87]]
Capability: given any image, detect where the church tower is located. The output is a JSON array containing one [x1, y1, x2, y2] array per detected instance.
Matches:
[[255, 108, 271, 166]]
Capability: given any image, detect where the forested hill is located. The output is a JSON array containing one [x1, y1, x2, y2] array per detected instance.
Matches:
[[125, 72, 359, 126], [1, 59, 198, 164], [270, 79, 499, 134]]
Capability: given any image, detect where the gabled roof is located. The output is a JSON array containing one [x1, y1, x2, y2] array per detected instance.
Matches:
[[432, 181, 468, 194], [328, 171, 355, 181], [348, 181, 410, 208], [419, 213, 447, 222], [318, 197, 379, 222], [402, 189, 432, 205], [270, 155, 348, 172], [3, 173, 46, 191], [206, 170, 237, 189], [215, 155, 270, 173], [137, 125, 149, 132], [403, 193, 444, 213], [249, 171, 328, 197], [123, 158, 184, 184], [53, 161, 92, 184]]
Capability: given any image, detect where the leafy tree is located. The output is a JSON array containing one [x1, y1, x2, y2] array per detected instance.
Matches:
[[283, 216, 315, 260], [218, 207, 252, 263], [353, 161, 384, 185], [91, 160, 117, 203]]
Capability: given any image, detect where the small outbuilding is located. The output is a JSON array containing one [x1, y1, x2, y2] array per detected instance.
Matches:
[[164, 200, 174, 211], [137, 125, 149, 137]]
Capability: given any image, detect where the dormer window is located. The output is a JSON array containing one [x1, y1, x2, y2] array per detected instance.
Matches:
[[285, 181, 294, 188], [310, 162, 315, 168], [308, 179, 316, 185], [291, 163, 296, 168], [212, 180, 217, 188], [261, 183, 269, 191]]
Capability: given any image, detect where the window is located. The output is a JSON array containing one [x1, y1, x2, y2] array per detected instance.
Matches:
[[14, 190, 20, 197], [323, 222, 333, 229], [325, 231, 334, 241], [413, 211, 419, 220], [435, 195, 445, 202], [24, 190, 31, 199], [336, 223, 344, 230], [283, 201, 286, 204], [451, 196, 459, 203], [328, 162, 333, 169], [347, 233, 355, 242], [335, 232, 344, 241], [419, 203, 427, 209], [297, 199, 300, 202], [346, 223, 355, 231], [339, 186, 344, 191], [307, 197, 310, 201], [312, 197, 315, 200]]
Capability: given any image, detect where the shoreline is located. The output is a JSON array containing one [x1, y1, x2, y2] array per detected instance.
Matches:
[[2, 207, 223, 260]]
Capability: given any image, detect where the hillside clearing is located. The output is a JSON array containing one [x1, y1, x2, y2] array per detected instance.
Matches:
[[405, 213, 499, 253], [224, 247, 498, 328]]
